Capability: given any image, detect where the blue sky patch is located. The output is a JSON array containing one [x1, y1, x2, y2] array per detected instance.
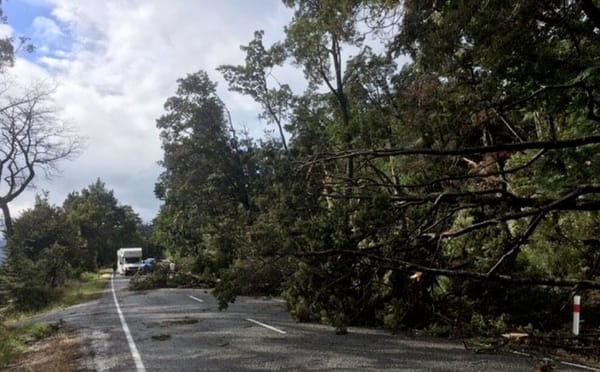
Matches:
[[4, 0, 72, 63]]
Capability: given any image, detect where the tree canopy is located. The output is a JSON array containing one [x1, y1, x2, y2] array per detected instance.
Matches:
[[151, 0, 600, 334], [64, 179, 143, 269], [0, 83, 81, 235]]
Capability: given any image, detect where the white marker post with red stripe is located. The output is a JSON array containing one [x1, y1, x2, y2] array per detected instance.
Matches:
[[572, 295, 581, 336]]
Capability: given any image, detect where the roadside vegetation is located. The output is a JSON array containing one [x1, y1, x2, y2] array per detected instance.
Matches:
[[3, 325, 83, 372], [0, 270, 111, 369], [0, 322, 57, 368], [0, 182, 157, 312], [0, 181, 156, 367], [129, 262, 213, 291]]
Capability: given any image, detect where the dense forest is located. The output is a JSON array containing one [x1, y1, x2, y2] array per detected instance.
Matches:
[[2, 0, 600, 336]]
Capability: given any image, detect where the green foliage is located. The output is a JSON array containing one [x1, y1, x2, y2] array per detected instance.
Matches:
[[9, 284, 60, 312], [213, 258, 284, 309], [154, 0, 600, 337], [463, 313, 509, 338], [0, 276, 111, 369], [379, 298, 409, 333], [8, 196, 82, 267], [0, 323, 54, 369], [1, 187, 142, 311], [1, 197, 79, 311], [129, 265, 170, 291], [154, 70, 248, 269], [129, 262, 213, 291], [57, 270, 112, 308], [218, 31, 292, 151], [64, 179, 143, 269], [37, 244, 71, 289]]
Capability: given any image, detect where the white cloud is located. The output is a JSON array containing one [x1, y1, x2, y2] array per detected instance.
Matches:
[[32, 16, 64, 40], [11, 57, 52, 82], [9, 0, 294, 222], [0, 24, 13, 39], [38, 55, 70, 70]]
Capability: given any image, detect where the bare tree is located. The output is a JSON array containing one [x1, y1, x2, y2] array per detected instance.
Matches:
[[0, 82, 81, 236]]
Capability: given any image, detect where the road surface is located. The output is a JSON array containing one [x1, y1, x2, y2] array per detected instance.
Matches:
[[35, 275, 573, 371]]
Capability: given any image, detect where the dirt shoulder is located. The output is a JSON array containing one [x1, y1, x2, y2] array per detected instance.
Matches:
[[464, 331, 600, 370], [5, 326, 90, 372]]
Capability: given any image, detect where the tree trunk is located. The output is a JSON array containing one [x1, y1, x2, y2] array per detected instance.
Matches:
[[0, 201, 12, 237]]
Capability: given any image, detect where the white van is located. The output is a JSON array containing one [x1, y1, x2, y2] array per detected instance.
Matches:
[[117, 247, 143, 275]]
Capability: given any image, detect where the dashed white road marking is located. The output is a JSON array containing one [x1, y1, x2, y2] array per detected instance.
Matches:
[[112, 274, 146, 372], [189, 295, 204, 303], [246, 318, 287, 334]]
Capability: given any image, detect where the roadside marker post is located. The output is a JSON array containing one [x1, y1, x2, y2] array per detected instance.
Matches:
[[169, 262, 175, 279], [572, 295, 581, 336]]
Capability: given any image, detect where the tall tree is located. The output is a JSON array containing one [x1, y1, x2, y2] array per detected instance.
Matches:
[[8, 195, 81, 263], [64, 179, 143, 269], [2, 195, 82, 310], [218, 31, 292, 152], [155, 71, 248, 271], [0, 83, 81, 236], [0, 2, 64, 236], [284, 0, 366, 181]]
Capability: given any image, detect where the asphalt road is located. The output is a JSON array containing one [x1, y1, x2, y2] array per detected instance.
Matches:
[[35, 275, 579, 371]]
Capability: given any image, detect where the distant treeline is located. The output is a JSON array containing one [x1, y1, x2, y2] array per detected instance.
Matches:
[[0, 180, 161, 311]]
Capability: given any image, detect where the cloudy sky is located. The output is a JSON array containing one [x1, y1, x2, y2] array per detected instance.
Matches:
[[3, 0, 294, 222]]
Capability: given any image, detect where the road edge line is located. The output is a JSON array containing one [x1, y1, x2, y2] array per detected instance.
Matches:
[[559, 361, 600, 371], [246, 318, 287, 334], [112, 274, 146, 372], [511, 350, 599, 371]]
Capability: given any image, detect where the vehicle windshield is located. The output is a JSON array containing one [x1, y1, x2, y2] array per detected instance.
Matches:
[[124, 257, 140, 264]]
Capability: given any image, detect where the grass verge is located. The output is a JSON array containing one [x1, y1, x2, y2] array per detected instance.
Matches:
[[2, 323, 84, 371], [0, 322, 55, 368], [52, 269, 112, 310], [0, 269, 111, 369]]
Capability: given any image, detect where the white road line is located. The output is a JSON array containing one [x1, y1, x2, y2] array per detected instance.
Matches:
[[112, 274, 146, 372], [512, 350, 599, 371], [189, 295, 204, 303], [246, 318, 287, 334], [559, 361, 600, 371]]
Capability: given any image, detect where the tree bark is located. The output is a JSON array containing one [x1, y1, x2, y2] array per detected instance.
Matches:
[[579, 0, 600, 29], [300, 249, 600, 289], [0, 200, 12, 237], [312, 135, 600, 162]]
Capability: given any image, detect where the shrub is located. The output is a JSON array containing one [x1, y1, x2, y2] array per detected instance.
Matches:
[[289, 297, 312, 322], [380, 298, 409, 332], [213, 258, 283, 309], [129, 261, 215, 291], [10, 284, 60, 311], [0, 325, 20, 369], [129, 265, 168, 291]]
